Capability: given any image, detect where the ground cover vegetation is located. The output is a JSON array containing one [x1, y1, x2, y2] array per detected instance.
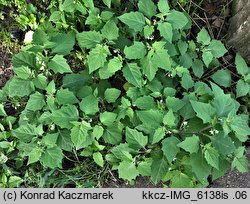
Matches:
[[0, 0, 249, 187]]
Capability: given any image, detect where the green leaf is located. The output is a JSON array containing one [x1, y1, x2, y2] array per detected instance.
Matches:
[[48, 55, 72, 74], [122, 63, 143, 88], [62, 73, 87, 91], [51, 105, 79, 129], [80, 94, 99, 115], [99, 57, 123, 79], [124, 41, 147, 59], [103, 123, 123, 145], [141, 55, 158, 81], [152, 49, 171, 71], [61, 0, 76, 12], [93, 152, 104, 167], [230, 114, 250, 139], [181, 73, 194, 90], [70, 122, 91, 149], [143, 25, 154, 38], [56, 88, 79, 105], [197, 28, 211, 45], [41, 133, 59, 148], [202, 50, 213, 67], [13, 66, 31, 79], [126, 127, 148, 150], [104, 88, 121, 103], [8, 176, 23, 188], [26, 92, 45, 111], [177, 135, 200, 154], [0, 104, 7, 116], [204, 146, 220, 170], [152, 127, 165, 144], [162, 136, 180, 163], [158, 22, 173, 42], [192, 59, 204, 78], [101, 20, 119, 41], [190, 100, 215, 123], [138, 159, 152, 176], [212, 132, 235, 156], [111, 143, 133, 162], [168, 10, 189, 30], [40, 147, 63, 169], [211, 69, 231, 87], [137, 109, 163, 129], [236, 79, 250, 98], [100, 112, 117, 126], [12, 124, 37, 142], [208, 40, 227, 58], [76, 31, 102, 49], [170, 171, 193, 188], [151, 156, 169, 184], [118, 161, 139, 181], [13, 52, 36, 69], [163, 109, 176, 127], [138, 0, 157, 18], [232, 156, 248, 173], [88, 45, 110, 73], [33, 74, 47, 90], [157, 0, 170, 14], [118, 11, 145, 32], [28, 147, 42, 165], [190, 151, 211, 184], [46, 81, 56, 95], [3, 77, 34, 97], [134, 96, 156, 109], [102, 0, 111, 7], [92, 125, 104, 140], [235, 53, 249, 76], [57, 130, 73, 151], [166, 97, 185, 112]]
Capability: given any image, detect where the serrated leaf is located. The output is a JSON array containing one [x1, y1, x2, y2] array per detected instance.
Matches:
[[212, 132, 235, 156], [151, 156, 169, 184], [152, 48, 171, 71], [124, 41, 146, 59], [192, 59, 204, 78], [197, 28, 211, 45], [70, 123, 91, 149], [87, 45, 110, 73], [138, 0, 156, 18], [28, 147, 42, 165], [162, 136, 180, 163], [190, 100, 215, 123], [76, 31, 102, 49], [26, 92, 45, 111], [100, 112, 117, 126], [51, 105, 79, 129], [103, 123, 122, 145], [118, 11, 145, 32], [134, 95, 156, 110], [168, 10, 189, 30], [99, 57, 123, 79], [208, 40, 227, 58], [202, 50, 213, 67], [126, 127, 148, 150], [104, 88, 121, 103], [48, 55, 72, 74], [101, 20, 119, 40], [163, 109, 176, 127], [118, 161, 139, 181], [158, 0, 170, 14], [57, 130, 73, 151], [166, 97, 185, 112], [0, 104, 7, 116], [13, 66, 31, 79], [12, 124, 37, 142], [137, 109, 163, 129], [158, 22, 173, 42], [102, 0, 111, 8], [93, 152, 104, 167], [141, 55, 158, 81], [13, 52, 36, 69], [111, 143, 133, 162], [230, 114, 250, 139], [211, 69, 231, 87], [170, 171, 193, 188], [181, 73, 194, 90], [138, 159, 152, 176], [177, 135, 200, 154], [62, 73, 87, 91], [122, 63, 143, 88], [235, 53, 249, 76], [204, 146, 220, 170], [80, 94, 99, 115], [92, 125, 104, 140], [236, 79, 250, 98], [232, 156, 248, 173], [56, 88, 79, 105], [41, 133, 59, 148], [40, 147, 63, 169]]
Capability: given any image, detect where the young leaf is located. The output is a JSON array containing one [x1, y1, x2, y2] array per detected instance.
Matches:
[[87, 45, 110, 73], [204, 146, 220, 170], [232, 156, 248, 173], [122, 63, 143, 88], [236, 79, 250, 98], [138, 159, 152, 176], [48, 55, 72, 74], [163, 109, 176, 127], [76, 31, 102, 49], [93, 152, 104, 167], [138, 0, 157, 19], [80, 95, 99, 115], [125, 127, 148, 150], [152, 127, 165, 144], [118, 12, 145, 32], [157, 0, 170, 14], [158, 22, 173, 43], [118, 161, 139, 181], [102, 0, 111, 8], [141, 55, 158, 81], [208, 40, 227, 58], [28, 147, 42, 165], [99, 57, 123, 79], [202, 50, 213, 67], [162, 136, 180, 163], [40, 147, 63, 169], [104, 88, 121, 103], [124, 41, 147, 59], [177, 135, 200, 154], [197, 28, 211, 45]]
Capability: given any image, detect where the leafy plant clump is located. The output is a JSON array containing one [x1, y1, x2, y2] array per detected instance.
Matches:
[[0, 0, 250, 187]]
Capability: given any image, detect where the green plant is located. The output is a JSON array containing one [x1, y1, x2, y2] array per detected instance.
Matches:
[[0, 0, 250, 188]]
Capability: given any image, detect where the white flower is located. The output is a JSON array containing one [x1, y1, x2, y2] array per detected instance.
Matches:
[[24, 30, 34, 44]]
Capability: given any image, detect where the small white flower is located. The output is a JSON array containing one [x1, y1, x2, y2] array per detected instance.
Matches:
[[24, 30, 34, 44], [183, 121, 188, 126], [214, 130, 219, 134], [209, 129, 215, 135]]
